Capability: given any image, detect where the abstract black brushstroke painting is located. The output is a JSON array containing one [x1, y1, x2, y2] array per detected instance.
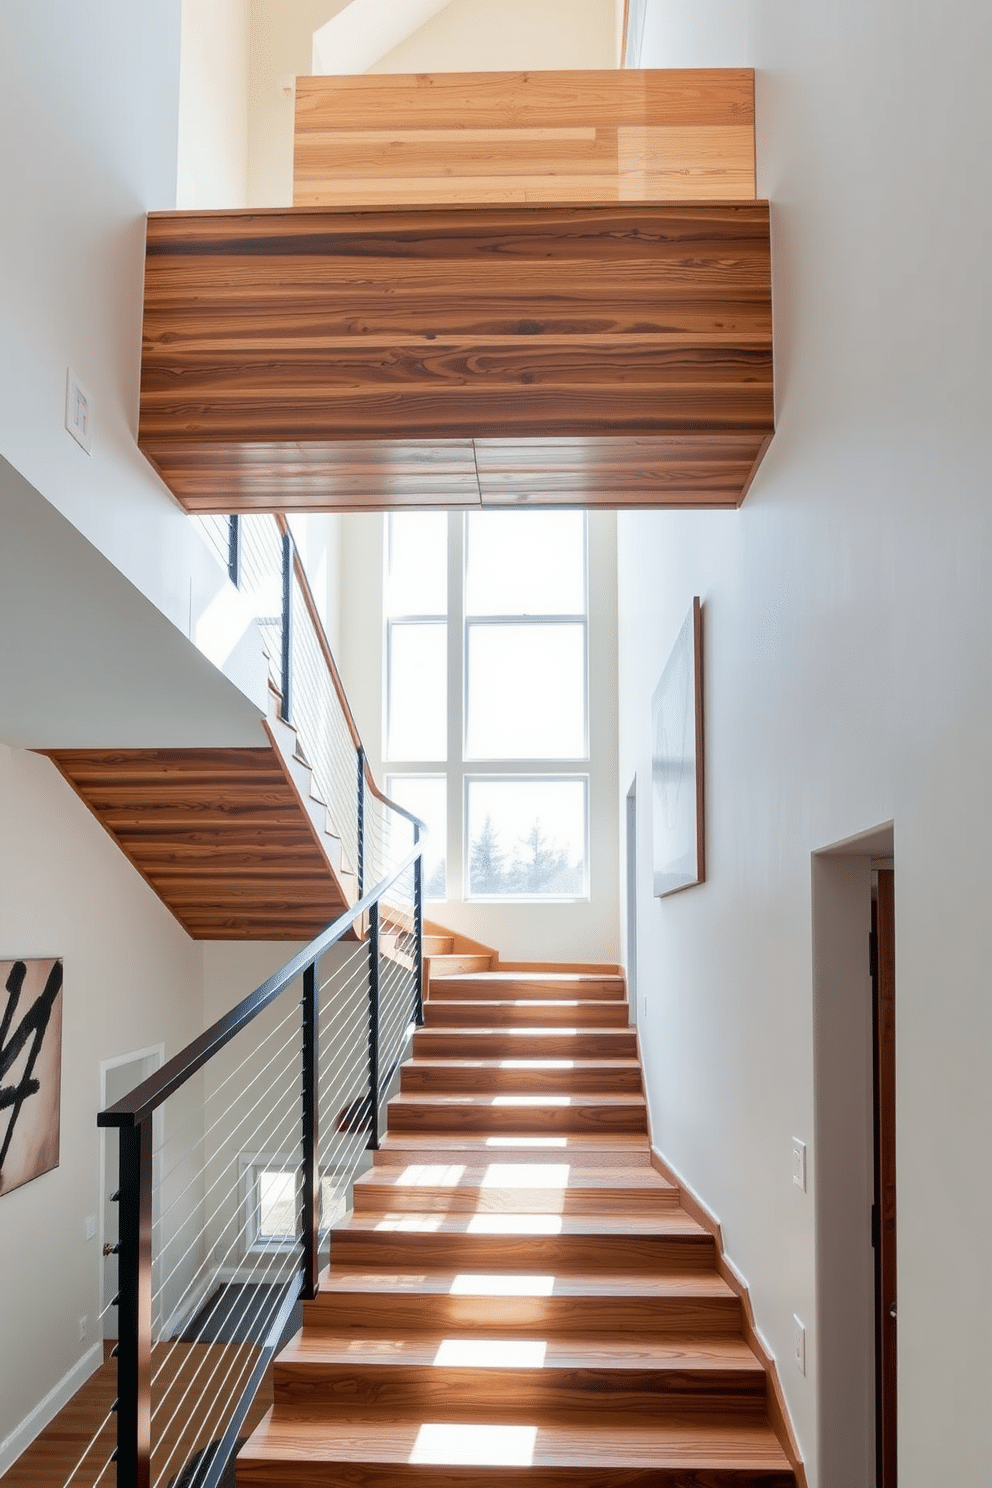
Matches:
[[0, 958, 63, 1197]]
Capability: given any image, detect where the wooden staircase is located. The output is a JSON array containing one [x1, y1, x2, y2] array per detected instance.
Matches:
[[237, 961, 800, 1486], [41, 689, 356, 940]]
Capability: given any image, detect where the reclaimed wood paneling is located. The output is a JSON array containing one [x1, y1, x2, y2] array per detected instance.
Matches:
[[293, 69, 755, 206], [138, 202, 773, 511], [42, 747, 350, 940]]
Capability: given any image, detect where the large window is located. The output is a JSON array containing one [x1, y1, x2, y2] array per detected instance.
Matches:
[[384, 511, 589, 902]]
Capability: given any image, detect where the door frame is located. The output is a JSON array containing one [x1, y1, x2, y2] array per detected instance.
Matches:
[[811, 823, 894, 1487]]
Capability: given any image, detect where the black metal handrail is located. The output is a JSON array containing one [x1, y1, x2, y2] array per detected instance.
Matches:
[[99, 844, 424, 1488]]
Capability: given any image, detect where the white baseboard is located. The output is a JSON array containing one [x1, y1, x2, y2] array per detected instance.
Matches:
[[0, 1341, 103, 1477]]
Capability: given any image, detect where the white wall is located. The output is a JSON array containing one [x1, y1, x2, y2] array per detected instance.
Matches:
[[619, 2, 992, 1483], [0, 749, 203, 1470], [248, 0, 352, 206], [0, 1, 267, 719], [338, 512, 621, 965], [177, 0, 250, 209], [369, 0, 616, 73]]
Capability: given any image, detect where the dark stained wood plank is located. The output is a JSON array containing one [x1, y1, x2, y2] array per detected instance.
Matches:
[[137, 202, 772, 512], [41, 745, 351, 940]]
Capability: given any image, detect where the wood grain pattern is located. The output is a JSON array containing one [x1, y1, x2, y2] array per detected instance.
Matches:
[[237, 958, 799, 1486], [293, 70, 755, 207], [138, 203, 773, 512], [41, 743, 351, 940]]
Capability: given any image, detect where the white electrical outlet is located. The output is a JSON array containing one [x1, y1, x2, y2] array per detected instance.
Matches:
[[792, 1138, 806, 1191], [78, 1316, 88, 1342], [793, 1315, 806, 1375], [65, 368, 92, 453], [84, 1214, 96, 1241]]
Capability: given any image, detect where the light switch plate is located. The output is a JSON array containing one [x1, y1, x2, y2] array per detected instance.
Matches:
[[84, 1214, 96, 1241], [792, 1138, 806, 1191], [793, 1315, 806, 1375], [65, 368, 92, 453]]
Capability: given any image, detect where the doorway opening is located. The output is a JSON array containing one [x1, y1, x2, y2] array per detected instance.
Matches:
[[100, 1046, 162, 1340], [811, 824, 895, 1488]]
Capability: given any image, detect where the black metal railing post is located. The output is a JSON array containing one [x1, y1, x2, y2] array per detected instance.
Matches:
[[280, 529, 294, 724], [115, 1116, 153, 1488], [413, 824, 424, 1027], [301, 961, 320, 1301], [356, 746, 366, 897], [227, 514, 241, 588], [366, 900, 380, 1150]]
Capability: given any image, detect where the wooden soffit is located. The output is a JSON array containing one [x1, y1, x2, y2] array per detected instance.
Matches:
[[138, 70, 772, 512]]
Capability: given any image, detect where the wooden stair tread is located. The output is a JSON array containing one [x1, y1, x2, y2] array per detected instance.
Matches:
[[334, 1210, 705, 1238], [277, 1332, 760, 1371], [237, 1412, 793, 1473], [376, 1133, 651, 1154], [401, 1057, 642, 1071], [359, 1163, 673, 1190], [315, 1266, 736, 1301], [389, 1093, 646, 1107]]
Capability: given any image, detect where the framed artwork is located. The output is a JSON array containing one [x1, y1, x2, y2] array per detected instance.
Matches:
[[0, 958, 64, 1197], [651, 598, 705, 896]]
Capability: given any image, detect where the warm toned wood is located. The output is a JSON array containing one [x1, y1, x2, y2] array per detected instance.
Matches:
[[305, 1264, 743, 1338], [237, 958, 799, 1486], [40, 740, 351, 940], [423, 997, 632, 1028], [411, 1026, 639, 1059], [138, 203, 773, 513], [875, 868, 897, 1487], [238, 1416, 794, 1486], [399, 1055, 643, 1094], [293, 70, 755, 207], [429, 972, 627, 1000]]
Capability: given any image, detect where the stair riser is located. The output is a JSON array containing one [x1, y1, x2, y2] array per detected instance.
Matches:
[[400, 1066, 643, 1095], [272, 1364, 767, 1416], [329, 1232, 716, 1273], [352, 1186, 680, 1216], [237, 1458, 795, 1487], [411, 1032, 639, 1059], [429, 982, 626, 1002], [426, 956, 495, 977], [387, 1103, 647, 1135], [305, 1293, 744, 1337], [423, 1003, 630, 1028]]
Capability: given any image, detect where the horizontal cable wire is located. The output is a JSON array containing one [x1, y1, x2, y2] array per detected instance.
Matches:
[[149, 1065, 303, 1320]]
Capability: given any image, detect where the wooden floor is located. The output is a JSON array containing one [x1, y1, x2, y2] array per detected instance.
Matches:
[[0, 1342, 273, 1488], [237, 963, 798, 1486]]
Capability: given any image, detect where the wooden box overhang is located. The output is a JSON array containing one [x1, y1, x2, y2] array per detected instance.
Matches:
[[138, 70, 772, 512]]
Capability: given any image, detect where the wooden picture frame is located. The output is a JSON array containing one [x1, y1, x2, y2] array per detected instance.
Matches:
[[651, 598, 705, 896]]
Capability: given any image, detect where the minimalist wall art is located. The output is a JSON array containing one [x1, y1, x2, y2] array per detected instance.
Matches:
[[651, 598, 705, 896], [0, 958, 64, 1197]]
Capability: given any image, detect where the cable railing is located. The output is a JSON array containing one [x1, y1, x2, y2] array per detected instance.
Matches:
[[98, 853, 423, 1488], [93, 515, 425, 1488]]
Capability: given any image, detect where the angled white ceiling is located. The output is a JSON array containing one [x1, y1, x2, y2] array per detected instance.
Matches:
[[312, 0, 456, 74]]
